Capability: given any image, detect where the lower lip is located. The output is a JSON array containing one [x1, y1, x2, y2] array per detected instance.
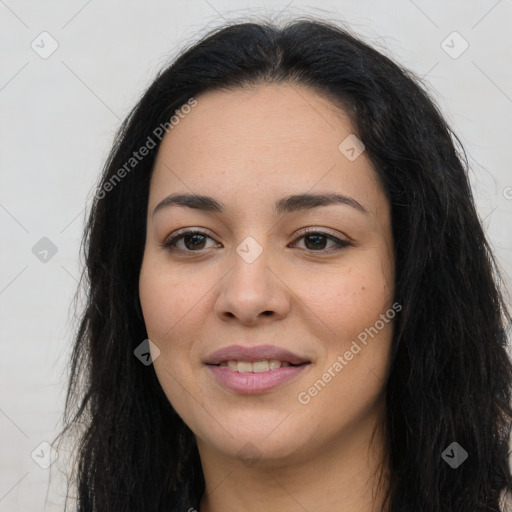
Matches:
[[207, 364, 309, 394]]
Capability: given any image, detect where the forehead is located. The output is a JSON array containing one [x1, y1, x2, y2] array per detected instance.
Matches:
[[149, 83, 384, 216]]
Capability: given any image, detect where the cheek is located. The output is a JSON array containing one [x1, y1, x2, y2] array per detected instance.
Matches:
[[301, 260, 393, 343], [296, 268, 394, 436], [139, 259, 207, 339], [138, 259, 204, 413]]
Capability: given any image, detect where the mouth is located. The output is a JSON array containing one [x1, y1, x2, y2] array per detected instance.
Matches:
[[205, 344, 310, 368], [204, 344, 311, 393], [214, 359, 307, 373]]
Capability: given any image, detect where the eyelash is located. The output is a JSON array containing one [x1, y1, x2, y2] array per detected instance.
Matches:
[[160, 228, 352, 255]]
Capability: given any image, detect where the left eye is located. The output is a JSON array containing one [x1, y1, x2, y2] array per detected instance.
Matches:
[[161, 229, 351, 254], [290, 232, 351, 252]]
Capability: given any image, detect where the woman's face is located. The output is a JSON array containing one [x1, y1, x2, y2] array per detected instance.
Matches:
[[139, 83, 395, 466]]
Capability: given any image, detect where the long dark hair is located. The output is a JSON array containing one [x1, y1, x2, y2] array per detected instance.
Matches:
[[53, 17, 512, 512]]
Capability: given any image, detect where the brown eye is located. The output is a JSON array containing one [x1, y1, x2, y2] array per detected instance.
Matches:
[[290, 231, 352, 253], [181, 233, 207, 250], [161, 228, 351, 255], [303, 233, 329, 250], [162, 230, 220, 253]]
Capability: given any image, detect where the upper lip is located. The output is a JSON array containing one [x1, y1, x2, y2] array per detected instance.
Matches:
[[205, 344, 309, 366]]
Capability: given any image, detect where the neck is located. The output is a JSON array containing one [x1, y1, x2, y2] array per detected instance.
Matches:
[[197, 404, 390, 512]]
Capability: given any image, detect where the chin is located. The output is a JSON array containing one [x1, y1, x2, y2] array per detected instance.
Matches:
[[199, 430, 310, 468], [191, 406, 326, 468]]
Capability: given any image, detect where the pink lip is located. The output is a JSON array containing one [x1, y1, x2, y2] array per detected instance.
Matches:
[[204, 344, 311, 394], [204, 344, 308, 365], [207, 364, 309, 394]]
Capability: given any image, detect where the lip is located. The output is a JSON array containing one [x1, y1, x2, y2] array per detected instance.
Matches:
[[204, 344, 308, 366], [207, 364, 309, 394], [204, 344, 311, 394]]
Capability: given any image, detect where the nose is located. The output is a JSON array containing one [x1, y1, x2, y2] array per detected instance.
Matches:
[[213, 247, 291, 326]]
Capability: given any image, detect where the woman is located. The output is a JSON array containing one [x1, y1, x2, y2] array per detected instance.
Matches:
[[54, 18, 512, 512]]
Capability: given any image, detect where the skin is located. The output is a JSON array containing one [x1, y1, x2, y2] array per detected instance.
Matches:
[[139, 83, 395, 512]]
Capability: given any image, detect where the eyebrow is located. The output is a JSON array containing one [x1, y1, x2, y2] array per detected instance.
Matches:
[[153, 192, 368, 217]]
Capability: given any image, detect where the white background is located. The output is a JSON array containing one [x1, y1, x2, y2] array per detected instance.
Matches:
[[1, 1, 511, 510]]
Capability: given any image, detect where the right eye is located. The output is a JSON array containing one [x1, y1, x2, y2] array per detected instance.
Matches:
[[161, 229, 222, 253]]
